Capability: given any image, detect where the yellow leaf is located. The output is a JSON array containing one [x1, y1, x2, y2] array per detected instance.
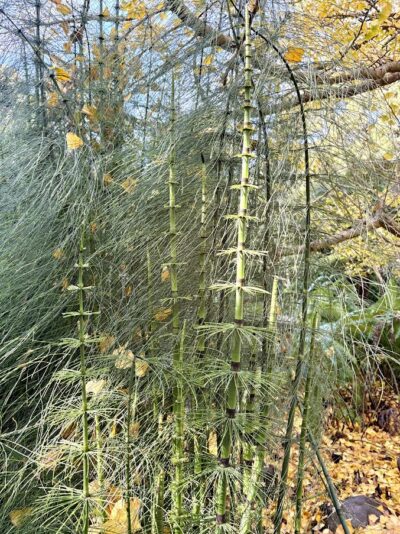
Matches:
[[284, 47, 305, 63], [102, 7, 110, 17], [121, 177, 138, 193], [104, 498, 141, 533], [122, 1, 146, 20], [203, 54, 214, 66], [115, 349, 135, 369], [208, 430, 218, 456], [364, 22, 380, 41], [66, 132, 84, 150], [106, 484, 124, 512], [368, 514, 379, 525], [154, 308, 172, 321], [61, 277, 69, 290], [378, 1, 392, 22], [161, 266, 170, 282], [52, 247, 64, 260], [383, 152, 394, 160], [63, 41, 72, 53], [82, 104, 98, 120], [110, 420, 120, 438], [135, 359, 149, 377], [353, 1, 367, 9], [86, 379, 106, 396], [10, 508, 33, 527], [129, 421, 140, 438], [103, 173, 113, 186], [54, 66, 71, 82], [125, 285, 133, 297], [99, 335, 115, 353], [48, 92, 59, 107], [56, 3, 72, 15]]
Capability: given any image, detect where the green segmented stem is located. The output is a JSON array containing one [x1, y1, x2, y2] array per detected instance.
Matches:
[[169, 74, 179, 342], [78, 230, 90, 534], [98, 0, 105, 146], [216, 6, 254, 528], [95, 414, 106, 523], [197, 154, 207, 357], [147, 248, 159, 422], [272, 30, 312, 534], [294, 312, 319, 534], [308, 430, 351, 534], [242, 337, 257, 496], [193, 154, 208, 530], [34, 0, 46, 128], [239, 277, 279, 534], [152, 468, 165, 534], [172, 323, 186, 532], [126, 363, 138, 534], [168, 74, 185, 532], [192, 433, 206, 532]]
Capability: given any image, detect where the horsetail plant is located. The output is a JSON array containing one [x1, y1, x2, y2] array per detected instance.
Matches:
[[167, 73, 186, 532], [239, 276, 279, 534], [215, 5, 257, 529], [94, 412, 107, 524], [34, 0, 46, 129], [192, 154, 208, 531], [61, 227, 99, 534], [97, 0, 105, 147], [152, 468, 165, 534], [308, 431, 351, 534], [196, 153, 208, 358], [125, 352, 138, 534], [1, 2, 390, 532]]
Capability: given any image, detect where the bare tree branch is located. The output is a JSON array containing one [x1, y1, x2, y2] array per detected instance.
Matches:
[[283, 210, 400, 257], [165, 0, 235, 49], [284, 67, 400, 108], [165, 1, 400, 106]]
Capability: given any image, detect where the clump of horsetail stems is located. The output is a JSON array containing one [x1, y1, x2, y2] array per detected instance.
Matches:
[[215, 5, 256, 529], [167, 73, 186, 532], [62, 227, 98, 533]]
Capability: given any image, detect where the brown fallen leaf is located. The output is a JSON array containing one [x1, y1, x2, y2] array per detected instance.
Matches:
[[103, 497, 141, 533]]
